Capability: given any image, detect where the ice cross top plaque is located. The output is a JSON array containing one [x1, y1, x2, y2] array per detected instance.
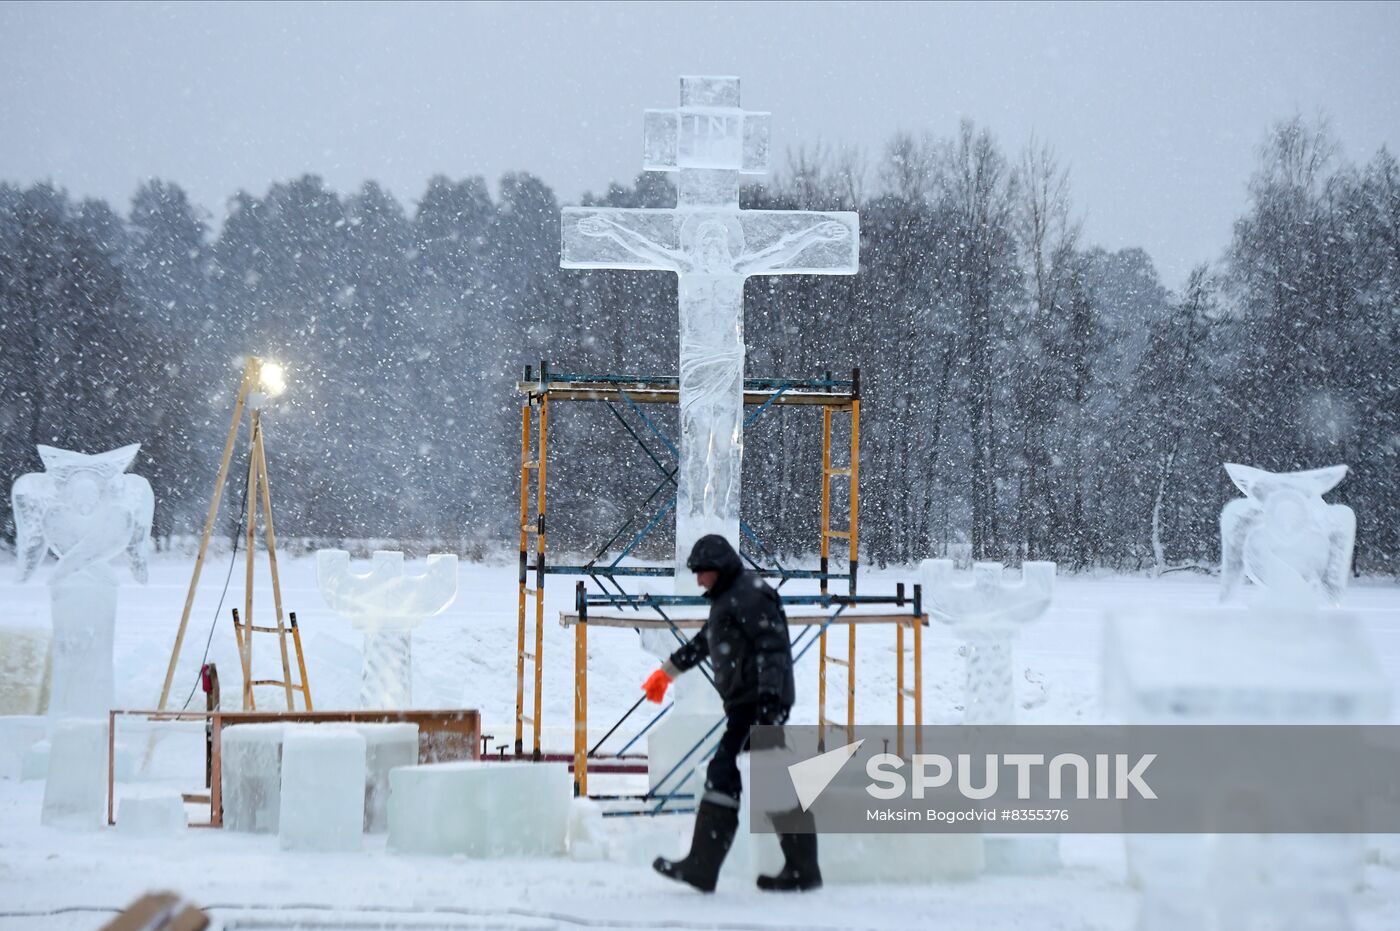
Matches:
[[561, 75, 860, 588]]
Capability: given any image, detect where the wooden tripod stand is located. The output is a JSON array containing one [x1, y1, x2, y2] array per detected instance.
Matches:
[[156, 357, 312, 712]]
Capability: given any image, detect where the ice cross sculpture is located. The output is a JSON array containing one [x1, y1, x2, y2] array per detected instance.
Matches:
[[1219, 463, 1356, 608], [562, 75, 860, 586], [12, 444, 154, 717], [920, 560, 1056, 725], [316, 550, 458, 709]]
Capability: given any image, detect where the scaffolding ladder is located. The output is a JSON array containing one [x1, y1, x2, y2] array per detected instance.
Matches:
[[818, 376, 860, 747], [515, 375, 549, 757]]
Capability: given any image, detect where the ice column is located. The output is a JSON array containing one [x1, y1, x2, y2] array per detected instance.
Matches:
[[922, 558, 1058, 876], [920, 560, 1055, 725], [561, 75, 860, 590], [12, 444, 153, 718], [316, 550, 458, 709]]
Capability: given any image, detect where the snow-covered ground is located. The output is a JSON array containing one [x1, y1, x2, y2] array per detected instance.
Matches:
[[3, 553, 1399, 929]]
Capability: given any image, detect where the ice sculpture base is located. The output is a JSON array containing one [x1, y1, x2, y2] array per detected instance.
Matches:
[[49, 577, 118, 718], [1105, 604, 1389, 931], [41, 718, 108, 829], [1103, 606, 1391, 724], [361, 628, 413, 710]]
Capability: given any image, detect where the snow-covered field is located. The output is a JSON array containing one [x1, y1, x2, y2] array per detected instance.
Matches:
[[3, 553, 1400, 929]]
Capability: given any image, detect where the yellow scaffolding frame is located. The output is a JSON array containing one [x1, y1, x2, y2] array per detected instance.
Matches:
[[516, 392, 548, 756], [513, 367, 925, 792]]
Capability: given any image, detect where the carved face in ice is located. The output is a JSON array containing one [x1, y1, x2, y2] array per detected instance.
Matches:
[[693, 221, 734, 272]]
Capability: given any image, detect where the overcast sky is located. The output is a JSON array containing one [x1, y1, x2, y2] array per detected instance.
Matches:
[[3, 1, 1398, 287]]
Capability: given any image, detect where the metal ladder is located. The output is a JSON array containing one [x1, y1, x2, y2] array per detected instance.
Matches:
[[515, 381, 549, 757], [818, 382, 860, 748]]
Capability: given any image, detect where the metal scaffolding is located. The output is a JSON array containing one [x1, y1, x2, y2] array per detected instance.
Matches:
[[512, 363, 925, 799]]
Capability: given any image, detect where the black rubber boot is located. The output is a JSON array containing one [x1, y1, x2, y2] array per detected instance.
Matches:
[[757, 832, 823, 891], [653, 801, 739, 893]]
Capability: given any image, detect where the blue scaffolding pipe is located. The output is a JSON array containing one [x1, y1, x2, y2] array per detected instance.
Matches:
[[581, 592, 908, 609], [549, 565, 850, 581], [610, 496, 677, 567], [604, 401, 674, 480], [615, 701, 673, 757], [618, 389, 680, 461], [743, 382, 794, 426], [739, 518, 789, 579], [546, 372, 854, 392], [647, 715, 727, 811]]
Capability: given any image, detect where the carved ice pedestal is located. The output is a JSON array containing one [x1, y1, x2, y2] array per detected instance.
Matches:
[[1106, 606, 1388, 930], [316, 550, 458, 710]]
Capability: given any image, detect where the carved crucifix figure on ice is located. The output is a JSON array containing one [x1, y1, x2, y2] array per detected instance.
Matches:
[[562, 76, 860, 587]]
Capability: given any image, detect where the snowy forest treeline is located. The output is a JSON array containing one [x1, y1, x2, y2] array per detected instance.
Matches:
[[1, 117, 1397, 573]]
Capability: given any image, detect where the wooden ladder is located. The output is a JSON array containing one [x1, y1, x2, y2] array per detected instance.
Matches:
[[229, 406, 311, 711]]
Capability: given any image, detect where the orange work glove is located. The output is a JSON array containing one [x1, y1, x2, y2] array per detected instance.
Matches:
[[642, 667, 673, 703]]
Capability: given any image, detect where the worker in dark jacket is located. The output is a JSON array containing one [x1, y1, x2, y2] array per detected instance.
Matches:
[[641, 534, 820, 893]]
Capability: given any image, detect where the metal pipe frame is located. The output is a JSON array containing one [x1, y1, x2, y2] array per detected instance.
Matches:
[[512, 363, 919, 801]]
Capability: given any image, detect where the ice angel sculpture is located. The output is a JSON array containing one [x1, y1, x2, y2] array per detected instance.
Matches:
[[12, 444, 153, 717], [13, 444, 153, 586], [1219, 463, 1355, 607]]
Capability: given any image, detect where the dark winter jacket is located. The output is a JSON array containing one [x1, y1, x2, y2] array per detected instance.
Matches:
[[665, 534, 796, 712]]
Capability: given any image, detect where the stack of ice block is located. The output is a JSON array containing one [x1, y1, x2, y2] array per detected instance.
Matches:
[[220, 721, 420, 834]]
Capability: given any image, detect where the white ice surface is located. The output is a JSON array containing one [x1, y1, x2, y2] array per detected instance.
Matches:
[[356, 722, 417, 833], [219, 722, 285, 833], [0, 716, 47, 779], [116, 790, 187, 837], [387, 761, 570, 857], [2, 553, 1399, 929], [278, 726, 365, 852], [39, 718, 107, 830]]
